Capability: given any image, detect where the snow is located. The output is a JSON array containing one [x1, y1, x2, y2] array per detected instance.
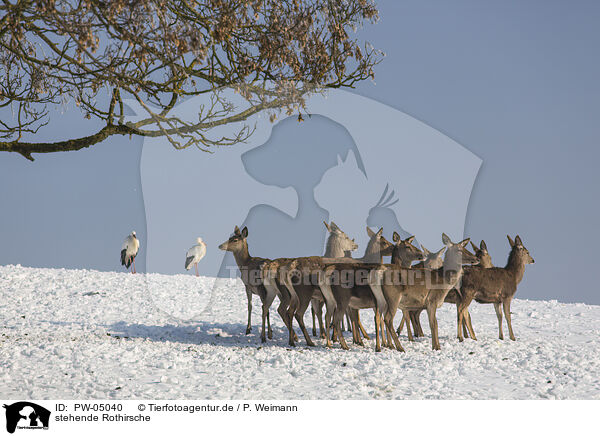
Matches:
[[1, 264, 599, 400]]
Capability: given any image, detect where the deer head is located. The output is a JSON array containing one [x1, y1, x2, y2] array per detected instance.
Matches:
[[391, 233, 425, 267], [507, 235, 535, 264], [218, 225, 248, 253], [442, 233, 479, 271], [420, 244, 446, 269], [469, 239, 493, 268], [324, 221, 358, 257], [363, 226, 394, 262]]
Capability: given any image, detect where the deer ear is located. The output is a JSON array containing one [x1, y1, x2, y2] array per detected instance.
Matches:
[[420, 245, 430, 255], [234, 226, 241, 235], [330, 221, 340, 231], [459, 238, 470, 248], [376, 228, 383, 237], [393, 232, 400, 242], [507, 235, 515, 247], [406, 236, 415, 244], [241, 227, 248, 238], [470, 241, 478, 252], [480, 240, 488, 251], [442, 233, 452, 245], [438, 246, 447, 255], [515, 235, 523, 246], [323, 221, 331, 232], [366, 227, 375, 237]]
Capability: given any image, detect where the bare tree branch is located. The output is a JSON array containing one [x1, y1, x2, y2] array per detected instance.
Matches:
[[0, 0, 381, 161]]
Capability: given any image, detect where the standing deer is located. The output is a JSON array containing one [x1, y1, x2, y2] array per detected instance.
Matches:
[[259, 221, 358, 347], [395, 242, 445, 336], [319, 227, 395, 351], [218, 226, 273, 342], [455, 235, 534, 341], [311, 221, 358, 338], [369, 233, 479, 351], [444, 239, 494, 341]]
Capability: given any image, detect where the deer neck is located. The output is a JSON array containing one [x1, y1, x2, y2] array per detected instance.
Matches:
[[391, 253, 412, 267], [442, 249, 464, 286], [360, 239, 382, 263], [232, 242, 251, 267], [506, 250, 527, 284], [324, 235, 347, 258]]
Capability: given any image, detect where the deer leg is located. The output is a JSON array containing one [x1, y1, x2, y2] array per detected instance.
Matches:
[[374, 308, 382, 352], [333, 307, 349, 350], [413, 310, 425, 337], [426, 306, 441, 351], [349, 310, 364, 346], [318, 272, 336, 348], [132, 257, 136, 274], [356, 311, 370, 340], [294, 293, 315, 347], [315, 300, 326, 339], [261, 292, 276, 343], [276, 299, 295, 347], [457, 304, 467, 342], [465, 309, 477, 340], [245, 287, 253, 335], [385, 312, 404, 352], [378, 312, 388, 348], [396, 315, 406, 335], [311, 305, 317, 337], [385, 317, 394, 349], [503, 299, 516, 341], [494, 302, 504, 340], [402, 309, 414, 342]]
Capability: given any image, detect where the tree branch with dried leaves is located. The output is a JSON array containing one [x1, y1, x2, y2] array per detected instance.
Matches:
[[0, 0, 381, 161]]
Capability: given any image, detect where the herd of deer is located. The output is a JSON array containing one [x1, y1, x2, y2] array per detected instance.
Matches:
[[218, 222, 534, 351]]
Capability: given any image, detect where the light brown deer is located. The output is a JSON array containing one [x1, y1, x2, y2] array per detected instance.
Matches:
[[369, 233, 479, 351], [395, 242, 445, 336], [443, 239, 494, 341], [218, 226, 274, 342], [311, 221, 359, 339], [401, 243, 483, 340], [319, 227, 395, 351], [455, 235, 534, 341]]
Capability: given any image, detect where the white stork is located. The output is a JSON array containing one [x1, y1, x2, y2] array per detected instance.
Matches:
[[185, 237, 207, 277], [120, 231, 140, 274]]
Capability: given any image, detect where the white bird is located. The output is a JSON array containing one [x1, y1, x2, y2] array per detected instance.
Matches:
[[185, 237, 207, 277], [121, 231, 140, 274]]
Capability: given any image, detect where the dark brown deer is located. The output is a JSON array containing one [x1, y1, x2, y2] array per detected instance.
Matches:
[[218, 226, 274, 342], [455, 235, 534, 341], [369, 233, 479, 351]]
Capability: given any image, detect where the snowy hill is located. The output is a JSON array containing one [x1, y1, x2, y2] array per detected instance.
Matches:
[[1, 264, 599, 399]]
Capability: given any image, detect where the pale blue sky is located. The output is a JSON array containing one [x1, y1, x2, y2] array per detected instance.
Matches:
[[1, 1, 599, 304]]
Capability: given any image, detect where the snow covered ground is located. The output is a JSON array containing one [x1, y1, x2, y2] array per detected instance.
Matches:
[[1, 264, 599, 400]]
